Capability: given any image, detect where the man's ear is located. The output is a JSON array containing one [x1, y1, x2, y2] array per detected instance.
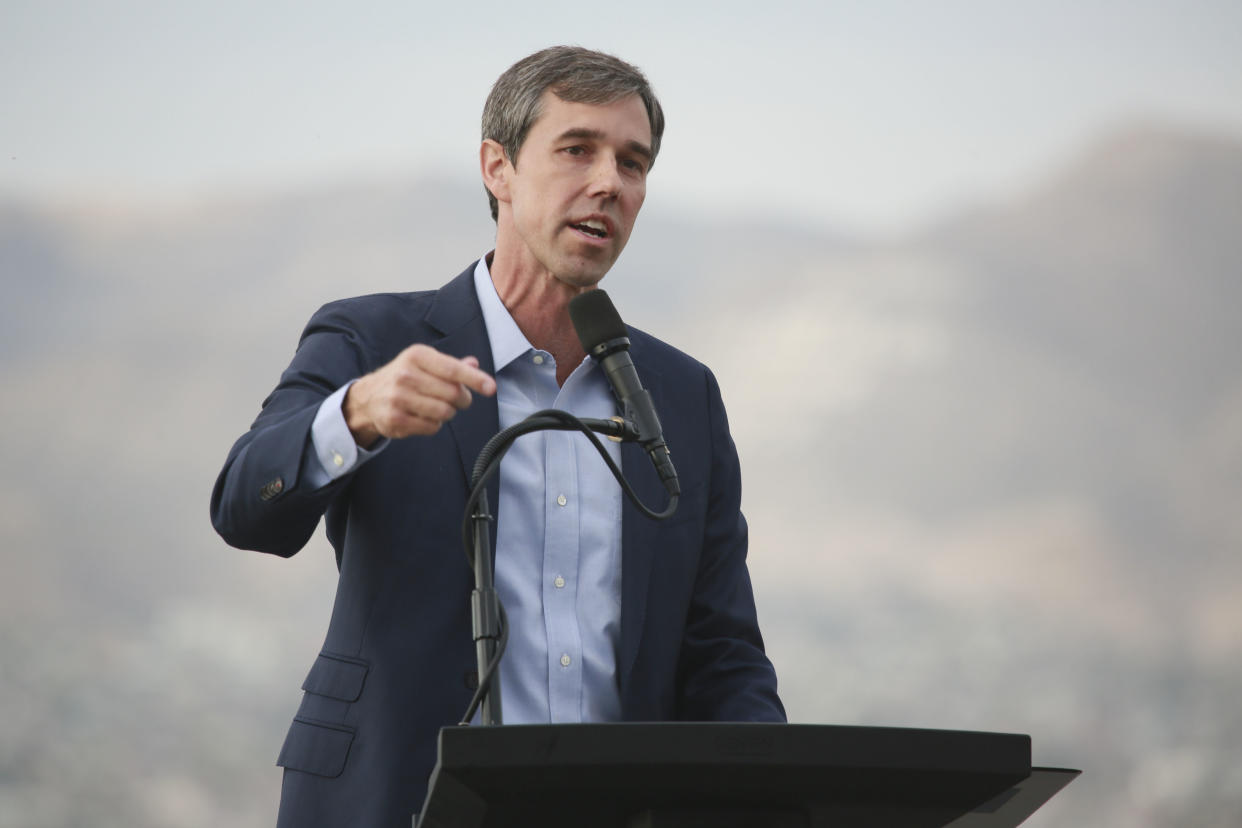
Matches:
[[480, 139, 511, 205]]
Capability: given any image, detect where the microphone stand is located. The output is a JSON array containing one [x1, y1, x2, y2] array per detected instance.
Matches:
[[462, 411, 675, 727], [469, 486, 504, 726]]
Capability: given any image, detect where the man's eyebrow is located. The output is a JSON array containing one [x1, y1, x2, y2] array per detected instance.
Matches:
[[626, 140, 654, 161], [557, 127, 653, 160]]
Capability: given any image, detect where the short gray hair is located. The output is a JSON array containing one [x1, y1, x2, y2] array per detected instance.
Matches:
[[481, 46, 665, 221]]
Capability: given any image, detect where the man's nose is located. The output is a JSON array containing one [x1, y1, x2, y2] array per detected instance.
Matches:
[[588, 155, 623, 198]]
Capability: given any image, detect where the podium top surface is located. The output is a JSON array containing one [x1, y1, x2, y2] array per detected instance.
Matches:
[[417, 723, 1072, 828], [436, 722, 1031, 775]]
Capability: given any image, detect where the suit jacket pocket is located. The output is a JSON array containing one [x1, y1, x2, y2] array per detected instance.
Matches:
[[277, 717, 355, 778], [302, 652, 369, 702]]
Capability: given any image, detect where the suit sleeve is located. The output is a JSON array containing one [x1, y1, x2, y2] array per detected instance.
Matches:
[[209, 301, 377, 557], [675, 368, 786, 722]]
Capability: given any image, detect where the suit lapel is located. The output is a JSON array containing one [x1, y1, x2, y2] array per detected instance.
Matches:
[[424, 266, 501, 508]]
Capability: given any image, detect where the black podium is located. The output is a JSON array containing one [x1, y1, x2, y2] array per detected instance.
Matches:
[[414, 723, 1077, 827]]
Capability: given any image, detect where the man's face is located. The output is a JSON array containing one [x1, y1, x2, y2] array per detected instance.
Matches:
[[497, 91, 652, 288]]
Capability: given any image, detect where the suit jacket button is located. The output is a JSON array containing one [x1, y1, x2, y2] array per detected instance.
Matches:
[[259, 477, 284, 501]]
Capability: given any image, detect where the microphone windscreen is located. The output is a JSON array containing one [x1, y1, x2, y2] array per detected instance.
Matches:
[[568, 289, 627, 351]]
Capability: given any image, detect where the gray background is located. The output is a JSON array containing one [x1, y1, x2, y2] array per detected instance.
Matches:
[[3, 2, 1241, 826]]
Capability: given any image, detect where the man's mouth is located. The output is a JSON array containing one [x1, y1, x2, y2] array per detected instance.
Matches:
[[570, 219, 609, 239]]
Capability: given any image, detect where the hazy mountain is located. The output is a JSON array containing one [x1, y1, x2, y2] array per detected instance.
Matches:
[[2, 124, 1240, 827]]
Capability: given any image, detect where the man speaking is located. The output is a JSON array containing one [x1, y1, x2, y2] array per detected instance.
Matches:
[[210, 46, 784, 827]]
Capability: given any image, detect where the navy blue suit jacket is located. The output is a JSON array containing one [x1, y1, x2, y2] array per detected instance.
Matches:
[[210, 265, 784, 827]]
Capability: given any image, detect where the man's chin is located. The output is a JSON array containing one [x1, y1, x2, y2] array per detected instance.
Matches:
[[553, 256, 617, 289]]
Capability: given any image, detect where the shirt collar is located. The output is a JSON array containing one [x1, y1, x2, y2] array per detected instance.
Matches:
[[473, 255, 535, 372]]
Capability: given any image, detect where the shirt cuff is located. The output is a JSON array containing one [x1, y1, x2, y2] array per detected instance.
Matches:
[[308, 381, 388, 486]]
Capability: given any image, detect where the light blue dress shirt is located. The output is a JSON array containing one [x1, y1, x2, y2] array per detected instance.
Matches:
[[309, 258, 624, 723]]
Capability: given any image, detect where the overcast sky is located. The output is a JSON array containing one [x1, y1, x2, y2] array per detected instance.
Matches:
[[4, 0, 1241, 233]]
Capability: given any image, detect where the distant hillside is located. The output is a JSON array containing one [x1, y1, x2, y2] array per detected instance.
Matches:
[[925, 124, 1242, 412], [2, 124, 1240, 828]]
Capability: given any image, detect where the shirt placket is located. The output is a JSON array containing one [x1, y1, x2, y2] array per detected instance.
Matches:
[[543, 416, 583, 721]]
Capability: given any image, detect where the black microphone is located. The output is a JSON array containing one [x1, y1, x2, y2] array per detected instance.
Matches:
[[569, 289, 680, 498]]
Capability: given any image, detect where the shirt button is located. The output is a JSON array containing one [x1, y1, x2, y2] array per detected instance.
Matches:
[[554, 575, 566, 589], [532, 354, 544, 365], [556, 494, 567, 507], [332, 451, 344, 467], [560, 654, 572, 667]]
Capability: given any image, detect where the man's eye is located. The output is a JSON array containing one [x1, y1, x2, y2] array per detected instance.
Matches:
[[564, 145, 587, 156], [622, 159, 647, 174]]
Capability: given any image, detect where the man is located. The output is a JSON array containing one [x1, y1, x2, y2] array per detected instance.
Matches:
[[211, 46, 784, 827]]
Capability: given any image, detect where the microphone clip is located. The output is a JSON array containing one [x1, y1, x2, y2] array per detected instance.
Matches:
[[588, 335, 631, 361]]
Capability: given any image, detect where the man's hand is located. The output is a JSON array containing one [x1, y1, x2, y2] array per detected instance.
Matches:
[[343, 345, 496, 447]]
